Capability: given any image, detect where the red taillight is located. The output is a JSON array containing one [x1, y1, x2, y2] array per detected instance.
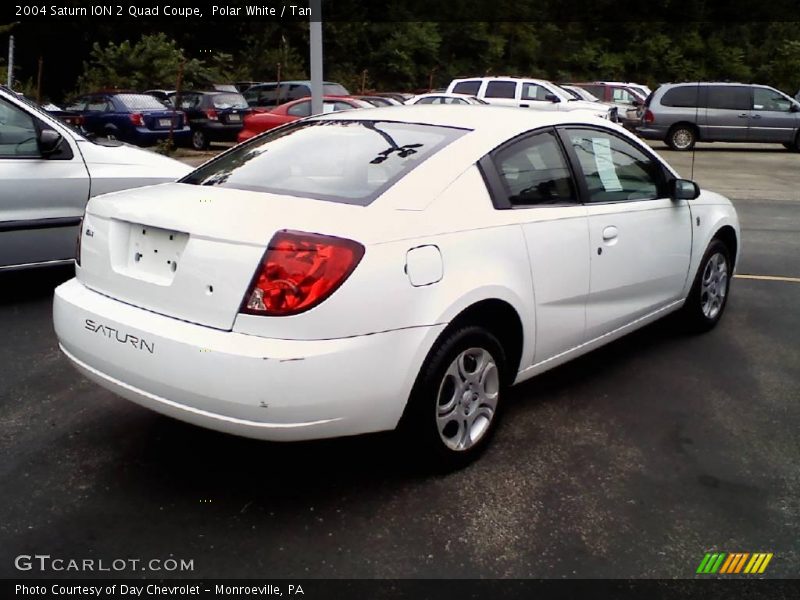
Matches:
[[644, 109, 654, 124], [129, 112, 144, 126], [204, 109, 218, 121], [242, 231, 365, 316]]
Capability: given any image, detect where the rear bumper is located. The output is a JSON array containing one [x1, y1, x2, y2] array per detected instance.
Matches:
[[131, 127, 192, 145], [634, 126, 666, 140], [202, 122, 243, 141], [53, 278, 441, 441]]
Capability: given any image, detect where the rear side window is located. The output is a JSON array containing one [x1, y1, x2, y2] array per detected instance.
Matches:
[[493, 130, 576, 206], [581, 85, 606, 99], [452, 81, 481, 95], [706, 86, 751, 111], [485, 81, 517, 99], [323, 83, 350, 95], [181, 120, 468, 205], [660, 86, 701, 108]]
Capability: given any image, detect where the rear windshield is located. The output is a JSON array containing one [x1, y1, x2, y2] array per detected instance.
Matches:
[[323, 83, 350, 95], [181, 120, 468, 205], [117, 94, 169, 110], [211, 93, 248, 109]]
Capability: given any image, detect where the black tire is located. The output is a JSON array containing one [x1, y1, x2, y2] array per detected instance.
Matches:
[[104, 127, 117, 141], [666, 124, 697, 151], [785, 133, 800, 152], [191, 129, 209, 151], [681, 238, 732, 332], [398, 325, 507, 471]]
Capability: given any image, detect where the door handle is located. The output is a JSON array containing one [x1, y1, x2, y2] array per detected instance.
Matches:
[[738, 113, 748, 118], [520, 103, 530, 108], [751, 114, 762, 119], [602, 226, 618, 241]]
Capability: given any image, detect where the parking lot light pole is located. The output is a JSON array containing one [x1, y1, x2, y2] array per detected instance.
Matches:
[[309, 0, 323, 115]]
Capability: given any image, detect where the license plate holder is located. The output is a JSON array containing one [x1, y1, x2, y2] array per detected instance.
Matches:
[[124, 224, 188, 285], [158, 118, 172, 127], [227, 114, 241, 122]]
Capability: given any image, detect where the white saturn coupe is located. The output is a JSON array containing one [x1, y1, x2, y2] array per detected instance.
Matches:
[[54, 105, 740, 469]]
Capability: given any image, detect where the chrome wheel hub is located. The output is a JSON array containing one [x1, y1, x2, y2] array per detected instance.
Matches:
[[673, 129, 692, 149], [700, 252, 728, 319], [436, 347, 499, 452]]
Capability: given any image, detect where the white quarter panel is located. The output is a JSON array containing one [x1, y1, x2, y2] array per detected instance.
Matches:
[[585, 198, 692, 339]]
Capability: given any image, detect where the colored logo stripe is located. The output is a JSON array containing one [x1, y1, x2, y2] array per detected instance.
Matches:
[[698, 552, 773, 574]]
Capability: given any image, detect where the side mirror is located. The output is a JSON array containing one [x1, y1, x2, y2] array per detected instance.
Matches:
[[669, 178, 700, 201], [790, 103, 799, 113], [38, 129, 63, 156], [544, 93, 561, 103]]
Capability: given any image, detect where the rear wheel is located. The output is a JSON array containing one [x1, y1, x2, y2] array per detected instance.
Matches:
[[785, 133, 800, 152], [681, 238, 732, 332], [191, 130, 209, 151], [399, 326, 506, 471]]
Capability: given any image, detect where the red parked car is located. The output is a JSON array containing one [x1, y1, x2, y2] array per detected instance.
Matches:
[[237, 96, 372, 142]]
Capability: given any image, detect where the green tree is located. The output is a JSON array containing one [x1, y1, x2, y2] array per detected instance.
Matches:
[[76, 33, 228, 93]]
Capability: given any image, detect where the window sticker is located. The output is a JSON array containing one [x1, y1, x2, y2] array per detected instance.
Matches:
[[591, 137, 623, 192]]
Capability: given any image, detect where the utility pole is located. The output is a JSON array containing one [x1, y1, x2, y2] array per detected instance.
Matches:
[[309, 0, 323, 115], [7, 35, 14, 89]]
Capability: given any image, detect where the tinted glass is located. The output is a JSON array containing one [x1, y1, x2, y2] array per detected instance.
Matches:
[[485, 81, 516, 99], [117, 94, 169, 110], [452, 81, 481, 95], [565, 128, 664, 203], [494, 130, 576, 206], [581, 85, 605, 99], [706, 86, 751, 111], [752, 87, 793, 112], [660, 86, 701, 108], [181, 120, 468, 205]]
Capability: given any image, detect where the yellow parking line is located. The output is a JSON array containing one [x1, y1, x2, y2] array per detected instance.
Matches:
[[734, 274, 800, 283]]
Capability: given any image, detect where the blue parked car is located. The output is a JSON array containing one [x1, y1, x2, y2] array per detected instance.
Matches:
[[64, 92, 191, 146]]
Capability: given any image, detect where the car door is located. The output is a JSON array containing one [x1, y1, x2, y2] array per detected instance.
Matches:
[[749, 86, 799, 143], [0, 94, 90, 268], [486, 128, 590, 364], [481, 80, 519, 108], [559, 126, 692, 340], [703, 85, 751, 142], [520, 82, 560, 111]]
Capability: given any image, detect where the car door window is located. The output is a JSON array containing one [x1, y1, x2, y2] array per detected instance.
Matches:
[[492, 130, 577, 206], [287, 101, 311, 117], [612, 88, 634, 104], [564, 128, 665, 203], [452, 81, 481, 95], [0, 97, 40, 157], [753, 88, 792, 112], [706, 86, 751, 111], [521, 83, 550, 101], [485, 81, 517, 99]]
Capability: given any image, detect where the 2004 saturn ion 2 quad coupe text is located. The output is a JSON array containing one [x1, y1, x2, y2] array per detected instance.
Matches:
[[53, 106, 740, 469]]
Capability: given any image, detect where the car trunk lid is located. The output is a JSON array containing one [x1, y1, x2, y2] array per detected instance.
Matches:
[[78, 183, 374, 331]]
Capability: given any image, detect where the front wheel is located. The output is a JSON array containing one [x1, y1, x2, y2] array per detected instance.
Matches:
[[681, 239, 732, 332], [667, 125, 697, 151], [399, 326, 506, 471]]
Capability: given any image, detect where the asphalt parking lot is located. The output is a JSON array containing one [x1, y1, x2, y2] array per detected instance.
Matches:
[[0, 144, 798, 579]]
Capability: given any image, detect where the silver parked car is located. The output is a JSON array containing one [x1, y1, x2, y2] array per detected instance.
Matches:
[[0, 86, 191, 271], [637, 82, 800, 151]]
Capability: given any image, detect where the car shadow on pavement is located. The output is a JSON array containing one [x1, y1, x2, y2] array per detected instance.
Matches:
[[0, 265, 74, 305]]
